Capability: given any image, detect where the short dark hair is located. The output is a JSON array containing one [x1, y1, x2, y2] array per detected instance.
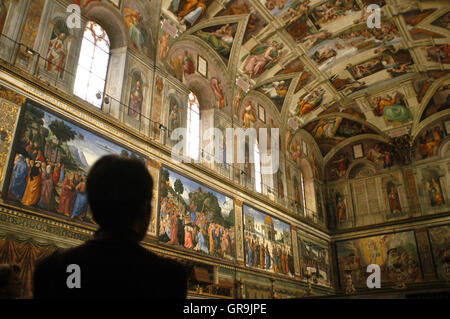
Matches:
[[86, 155, 153, 229]]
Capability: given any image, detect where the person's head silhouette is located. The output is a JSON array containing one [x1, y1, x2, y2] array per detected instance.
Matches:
[[87, 155, 153, 240]]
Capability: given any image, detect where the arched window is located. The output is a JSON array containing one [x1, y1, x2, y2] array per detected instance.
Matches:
[[73, 21, 110, 108], [254, 141, 262, 193], [186, 92, 200, 160]]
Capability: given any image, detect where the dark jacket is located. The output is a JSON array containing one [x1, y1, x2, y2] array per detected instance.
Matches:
[[33, 229, 188, 299]]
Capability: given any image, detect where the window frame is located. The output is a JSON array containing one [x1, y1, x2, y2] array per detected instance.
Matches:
[[73, 21, 111, 109]]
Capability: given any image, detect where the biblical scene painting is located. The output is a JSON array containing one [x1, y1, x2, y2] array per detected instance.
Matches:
[[303, 118, 374, 156], [428, 225, 450, 281], [276, 58, 314, 93], [403, 9, 444, 40], [4, 100, 144, 224], [336, 231, 422, 287], [424, 45, 450, 64], [304, 22, 401, 72], [281, 0, 362, 46], [431, 12, 450, 29], [194, 23, 237, 62], [257, 79, 291, 112], [243, 204, 294, 277], [217, 0, 266, 43], [318, 102, 365, 119], [298, 237, 330, 286], [168, 0, 212, 28], [325, 140, 395, 181], [158, 168, 235, 260]]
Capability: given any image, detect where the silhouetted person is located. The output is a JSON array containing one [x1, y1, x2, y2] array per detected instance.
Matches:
[[33, 155, 188, 299], [0, 264, 22, 299]]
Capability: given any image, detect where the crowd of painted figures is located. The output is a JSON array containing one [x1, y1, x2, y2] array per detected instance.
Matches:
[[159, 196, 235, 260], [7, 137, 89, 221], [300, 245, 329, 283], [244, 231, 294, 276]]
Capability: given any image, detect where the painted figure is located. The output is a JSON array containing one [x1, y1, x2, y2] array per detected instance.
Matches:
[[211, 77, 225, 108], [241, 41, 283, 78], [333, 154, 348, 178], [168, 100, 180, 132], [46, 32, 67, 74], [128, 79, 143, 117], [427, 178, 444, 206], [57, 174, 75, 216], [374, 93, 411, 123], [158, 32, 170, 60], [38, 164, 54, 210], [21, 161, 42, 206], [182, 50, 195, 76], [197, 24, 234, 57], [419, 126, 443, 159], [175, 0, 208, 26], [336, 193, 346, 222], [124, 8, 148, 54], [295, 88, 325, 117], [242, 101, 256, 128], [8, 154, 28, 201], [387, 182, 402, 215], [71, 176, 88, 219]]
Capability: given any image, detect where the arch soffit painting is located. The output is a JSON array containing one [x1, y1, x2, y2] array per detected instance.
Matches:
[[84, 2, 129, 49], [185, 73, 216, 109], [346, 159, 377, 180], [323, 134, 391, 166], [439, 137, 450, 158], [289, 129, 324, 165], [413, 110, 450, 141], [182, 14, 249, 72], [253, 73, 300, 117], [413, 73, 450, 132], [241, 90, 283, 126], [168, 36, 232, 98], [303, 112, 389, 140]]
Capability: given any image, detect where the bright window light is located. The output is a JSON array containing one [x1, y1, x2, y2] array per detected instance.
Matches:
[[186, 92, 200, 160], [74, 21, 110, 108], [254, 142, 262, 193]]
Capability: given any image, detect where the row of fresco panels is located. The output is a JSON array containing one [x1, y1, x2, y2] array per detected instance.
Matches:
[[0, 90, 331, 281], [158, 166, 332, 282]]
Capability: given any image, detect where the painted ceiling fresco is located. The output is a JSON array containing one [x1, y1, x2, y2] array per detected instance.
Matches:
[[159, 0, 450, 160]]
